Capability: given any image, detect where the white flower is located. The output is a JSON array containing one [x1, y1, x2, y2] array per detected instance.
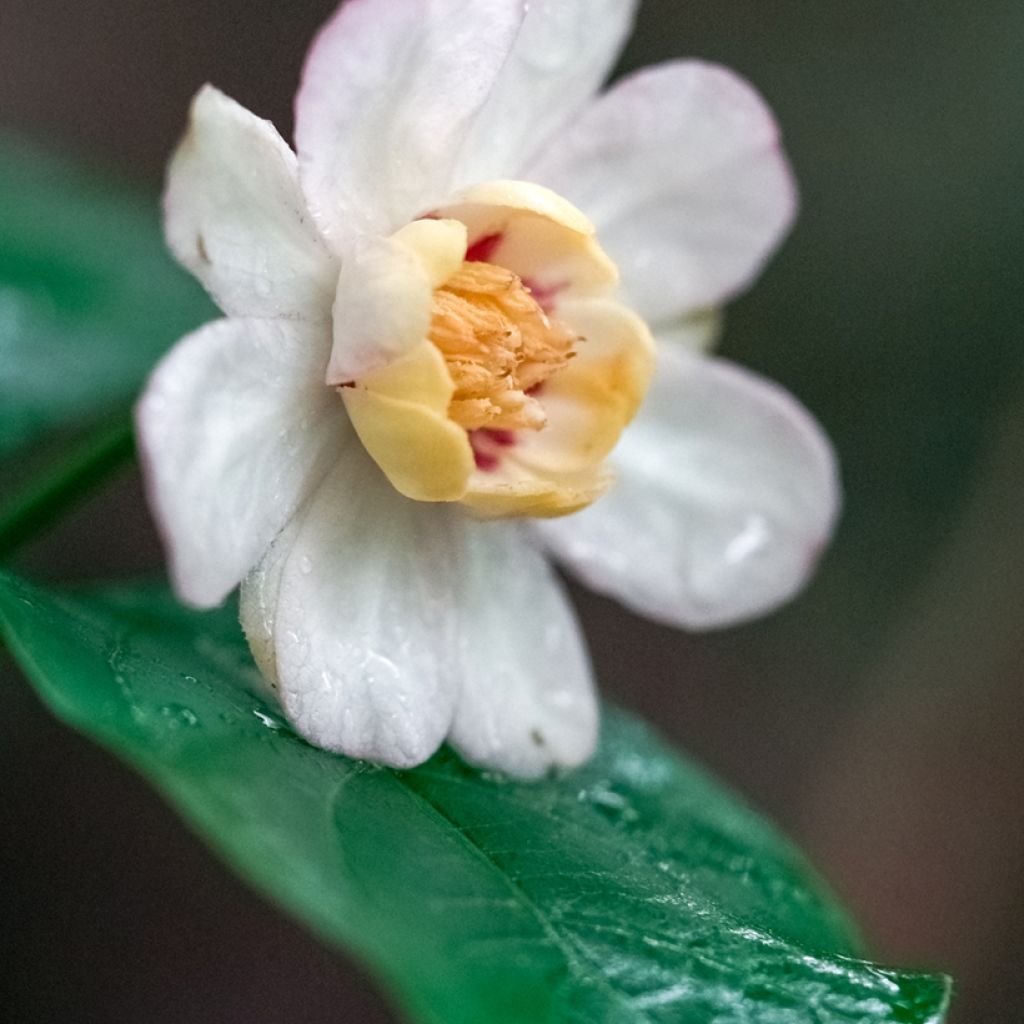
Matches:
[[137, 0, 839, 778]]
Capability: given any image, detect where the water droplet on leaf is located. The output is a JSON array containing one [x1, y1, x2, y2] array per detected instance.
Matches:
[[159, 703, 199, 728]]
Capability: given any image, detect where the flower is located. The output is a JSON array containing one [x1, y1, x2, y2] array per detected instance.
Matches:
[[137, 0, 839, 779]]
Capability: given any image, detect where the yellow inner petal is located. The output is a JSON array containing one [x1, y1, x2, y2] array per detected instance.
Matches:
[[429, 261, 577, 432]]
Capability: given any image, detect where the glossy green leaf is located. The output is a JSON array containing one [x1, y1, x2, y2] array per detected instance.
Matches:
[[0, 136, 213, 548], [0, 571, 951, 1024]]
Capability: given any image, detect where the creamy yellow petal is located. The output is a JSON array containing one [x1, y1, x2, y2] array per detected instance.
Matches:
[[343, 341, 473, 502], [436, 180, 618, 299], [562, 297, 655, 423], [355, 337, 452, 408], [344, 390, 473, 502], [512, 298, 655, 476], [392, 217, 468, 288], [462, 461, 611, 520], [448, 180, 596, 235]]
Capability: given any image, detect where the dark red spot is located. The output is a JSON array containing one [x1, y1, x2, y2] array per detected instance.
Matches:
[[465, 232, 504, 263], [481, 428, 516, 447], [473, 449, 500, 471], [525, 382, 545, 398], [469, 428, 518, 472]]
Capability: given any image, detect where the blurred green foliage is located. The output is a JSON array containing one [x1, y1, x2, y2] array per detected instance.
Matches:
[[0, 139, 213, 551]]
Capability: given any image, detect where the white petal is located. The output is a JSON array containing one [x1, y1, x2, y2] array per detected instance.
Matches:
[[448, 522, 598, 779], [164, 85, 337, 320], [295, 0, 524, 241], [534, 347, 840, 629], [136, 317, 346, 608], [327, 219, 466, 383], [240, 449, 461, 768], [294, 0, 637, 242], [454, 0, 640, 184], [528, 61, 797, 322]]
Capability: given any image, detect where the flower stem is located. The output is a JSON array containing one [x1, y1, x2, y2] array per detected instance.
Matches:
[[0, 414, 135, 561]]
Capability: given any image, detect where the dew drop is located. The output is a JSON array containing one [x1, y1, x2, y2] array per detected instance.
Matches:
[[253, 710, 282, 730], [159, 703, 199, 729], [581, 782, 640, 826]]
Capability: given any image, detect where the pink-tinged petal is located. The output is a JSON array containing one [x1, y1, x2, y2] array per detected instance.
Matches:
[[454, 0, 640, 184], [294, 0, 638, 243], [448, 522, 598, 778], [164, 85, 337, 320], [534, 347, 840, 630], [528, 61, 797, 323], [136, 317, 345, 608], [240, 449, 460, 768], [294, 0, 524, 242]]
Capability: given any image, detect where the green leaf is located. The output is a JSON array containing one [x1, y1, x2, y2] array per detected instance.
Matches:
[[0, 136, 214, 549], [0, 571, 951, 1024]]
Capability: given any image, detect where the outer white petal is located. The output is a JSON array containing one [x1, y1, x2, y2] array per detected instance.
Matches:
[[448, 522, 598, 779], [294, 0, 637, 242], [240, 448, 461, 768], [164, 85, 337, 320], [454, 0, 640, 184], [534, 346, 840, 630], [136, 317, 346, 608], [528, 61, 797, 323], [295, 0, 523, 241]]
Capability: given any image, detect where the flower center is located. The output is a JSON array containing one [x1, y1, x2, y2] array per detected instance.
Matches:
[[334, 183, 655, 517], [428, 261, 577, 432]]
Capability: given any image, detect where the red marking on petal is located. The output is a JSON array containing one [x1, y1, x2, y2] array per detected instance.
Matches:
[[465, 232, 504, 263], [469, 428, 518, 471], [525, 382, 546, 398], [481, 428, 516, 447], [473, 449, 500, 471], [523, 278, 569, 314]]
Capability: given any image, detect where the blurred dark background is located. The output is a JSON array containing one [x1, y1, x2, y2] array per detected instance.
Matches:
[[3, 1, 1024, 1021]]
